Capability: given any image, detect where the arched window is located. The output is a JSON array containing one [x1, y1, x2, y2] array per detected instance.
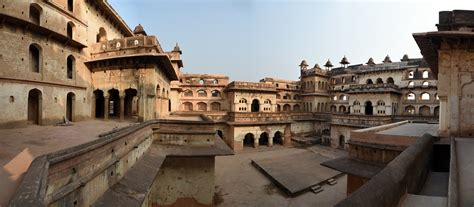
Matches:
[[276, 94, 281, 99], [198, 79, 204, 85], [197, 90, 207, 97], [421, 92, 430, 100], [339, 95, 347, 101], [342, 77, 346, 83], [435, 94, 439, 100], [29, 44, 41, 73], [405, 105, 415, 115], [422, 81, 429, 86], [387, 77, 394, 84], [376, 78, 383, 84], [29, 4, 42, 25], [212, 79, 218, 84], [197, 102, 207, 111], [264, 99, 271, 104], [211, 102, 221, 111], [96, 27, 107, 42], [293, 104, 300, 112], [408, 81, 414, 87], [283, 104, 291, 112], [407, 93, 416, 100], [419, 105, 430, 116], [367, 79, 373, 84], [211, 90, 220, 97], [67, 22, 74, 39], [333, 95, 337, 101], [408, 71, 414, 79], [284, 94, 291, 100], [184, 90, 193, 97], [422, 70, 429, 79], [239, 98, 247, 104], [66, 55, 75, 79], [68, 0, 74, 12], [377, 100, 385, 106], [183, 102, 193, 111], [353, 100, 360, 106]]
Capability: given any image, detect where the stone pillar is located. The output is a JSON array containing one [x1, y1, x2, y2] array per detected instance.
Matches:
[[120, 96, 125, 121], [283, 124, 292, 146], [254, 137, 259, 148], [268, 135, 273, 147], [439, 97, 449, 137], [104, 97, 109, 120]]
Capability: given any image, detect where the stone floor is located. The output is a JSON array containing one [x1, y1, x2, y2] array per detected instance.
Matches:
[[0, 120, 132, 206], [215, 145, 347, 207]]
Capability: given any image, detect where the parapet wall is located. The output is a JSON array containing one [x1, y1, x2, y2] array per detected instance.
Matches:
[[336, 134, 434, 207]]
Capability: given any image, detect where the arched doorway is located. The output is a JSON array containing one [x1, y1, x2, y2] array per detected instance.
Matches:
[[339, 135, 345, 149], [365, 101, 373, 115], [216, 130, 224, 139], [94, 90, 104, 118], [259, 132, 269, 146], [273, 131, 283, 145], [251, 99, 260, 112], [434, 106, 440, 117], [27, 89, 42, 125], [419, 105, 430, 116], [124, 88, 137, 119], [66, 92, 75, 121], [108, 89, 120, 118], [243, 133, 255, 148]]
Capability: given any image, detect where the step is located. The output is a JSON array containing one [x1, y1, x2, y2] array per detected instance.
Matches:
[[327, 178, 337, 185]]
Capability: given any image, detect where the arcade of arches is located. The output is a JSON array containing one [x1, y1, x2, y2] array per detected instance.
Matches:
[[242, 130, 286, 148]]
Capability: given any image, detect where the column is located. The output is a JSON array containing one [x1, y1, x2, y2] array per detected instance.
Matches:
[[104, 96, 109, 120], [268, 135, 273, 147], [120, 96, 125, 121], [254, 137, 258, 148]]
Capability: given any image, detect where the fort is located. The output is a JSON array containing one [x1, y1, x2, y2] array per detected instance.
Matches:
[[0, 0, 473, 206]]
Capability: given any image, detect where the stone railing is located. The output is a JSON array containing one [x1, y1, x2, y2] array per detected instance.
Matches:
[[227, 112, 330, 123], [394, 115, 439, 122], [331, 114, 393, 127], [336, 134, 434, 207], [346, 83, 400, 93], [90, 35, 164, 54], [9, 119, 228, 207], [225, 81, 276, 92]]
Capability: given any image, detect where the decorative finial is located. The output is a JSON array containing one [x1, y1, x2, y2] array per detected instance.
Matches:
[[366, 57, 375, 66], [173, 42, 182, 54], [401, 54, 409, 61], [324, 59, 334, 69]]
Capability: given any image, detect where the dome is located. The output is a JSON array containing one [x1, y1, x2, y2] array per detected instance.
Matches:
[[401, 54, 409, 61], [383, 55, 392, 63], [339, 56, 350, 65], [133, 24, 147, 36], [366, 57, 375, 66], [314, 63, 321, 69], [299, 60, 309, 69], [324, 59, 334, 68]]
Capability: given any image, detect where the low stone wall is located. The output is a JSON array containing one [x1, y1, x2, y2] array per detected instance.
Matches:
[[336, 134, 434, 207]]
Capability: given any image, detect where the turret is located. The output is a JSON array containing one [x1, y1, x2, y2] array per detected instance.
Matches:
[[299, 60, 309, 70], [366, 57, 376, 66], [133, 24, 147, 36], [382, 55, 392, 63], [324, 59, 334, 70], [340, 56, 350, 67], [401, 54, 409, 61]]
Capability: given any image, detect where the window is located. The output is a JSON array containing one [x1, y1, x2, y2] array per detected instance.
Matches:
[[184, 90, 193, 97], [421, 92, 430, 100], [197, 90, 207, 97], [376, 78, 383, 84], [264, 99, 271, 104], [239, 98, 247, 104], [367, 79, 373, 84], [67, 22, 74, 39], [211, 90, 220, 97], [29, 44, 41, 73], [198, 79, 204, 85], [353, 100, 360, 106], [422, 81, 429, 86], [436, 94, 439, 100], [408, 81, 414, 87], [407, 93, 416, 100], [342, 77, 346, 83], [212, 79, 218, 85], [68, 0, 74, 12], [340, 95, 347, 101], [408, 71, 414, 79], [29, 4, 41, 25], [67, 55, 75, 79], [405, 106, 415, 115], [422, 71, 429, 79], [333, 96, 337, 101], [276, 94, 281, 99], [377, 100, 385, 106], [387, 77, 394, 84]]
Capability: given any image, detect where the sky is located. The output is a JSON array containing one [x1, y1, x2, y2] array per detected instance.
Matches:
[[108, 0, 473, 82]]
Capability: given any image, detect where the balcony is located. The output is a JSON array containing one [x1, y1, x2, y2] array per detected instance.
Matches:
[[227, 112, 326, 123], [331, 114, 393, 127], [346, 83, 401, 94], [224, 81, 276, 92]]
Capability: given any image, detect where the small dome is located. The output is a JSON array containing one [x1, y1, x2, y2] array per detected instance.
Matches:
[[324, 59, 334, 68], [339, 56, 350, 65], [401, 54, 409, 61], [299, 60, 309, 69], [366, 57, 375, 66], [314, 63, 321, 69], [133, 24, 147, 36], [383, 55, 392, 63]]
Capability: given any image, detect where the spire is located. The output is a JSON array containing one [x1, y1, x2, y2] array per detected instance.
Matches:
[[299, 60, 309, 70], [366, 57, 375, 66], [324, 59, 334, 69], [339, 56, 350, 67], [383, 55, 392, 63], [133, 24, 147, 36], [401, 54, 409, 61], [173, 42, 182, 54]]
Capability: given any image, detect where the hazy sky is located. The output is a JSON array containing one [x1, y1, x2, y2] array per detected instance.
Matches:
[[108, 0, 472, 81]]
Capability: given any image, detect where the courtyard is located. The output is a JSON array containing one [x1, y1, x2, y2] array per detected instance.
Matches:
[[215, 145, 347, 207]]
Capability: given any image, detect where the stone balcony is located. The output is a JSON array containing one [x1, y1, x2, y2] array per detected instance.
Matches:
[[346, 83, 401, 94], [227, 112, 328, 123], [331, 114, 393, 127], [224, 81, 277, 92]]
